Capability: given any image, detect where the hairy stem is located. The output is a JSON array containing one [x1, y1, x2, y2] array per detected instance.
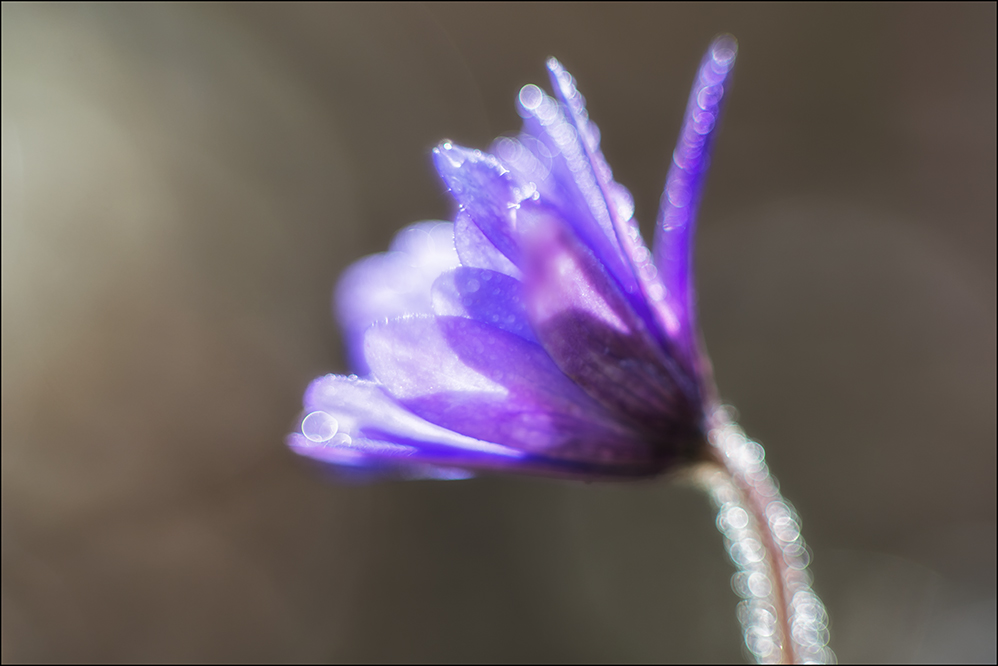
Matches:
[[697, 408, 833, 664]]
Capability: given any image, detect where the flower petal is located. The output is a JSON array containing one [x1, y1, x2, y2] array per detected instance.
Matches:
[[288, 374, 526, 477], [431, 267, 537, 343], [335, 221, 459, 373], [433, 142, 526, 269], [289, 374, 668, 480], [364, 314, 657, 467], [505, 82, 638, 310], [654, 35, 737, 366], [519, 205, 703, 444], [545, 58, 689, 363], [453, 210, 520, 278]]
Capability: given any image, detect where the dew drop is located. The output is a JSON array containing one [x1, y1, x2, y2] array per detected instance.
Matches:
[[302, 411, 338, 443], [329, 432, 353, 448], [519, 84, 544, 111], [697, 84, 724, 111]]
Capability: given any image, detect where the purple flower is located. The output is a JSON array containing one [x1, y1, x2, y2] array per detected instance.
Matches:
[[289, 36, 738, 481]]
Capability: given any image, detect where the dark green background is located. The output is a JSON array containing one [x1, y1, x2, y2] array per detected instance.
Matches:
[[3, 3, 995, 662]]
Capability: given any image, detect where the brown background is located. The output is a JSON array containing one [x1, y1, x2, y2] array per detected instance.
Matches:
[[2, 3, 995, 662]]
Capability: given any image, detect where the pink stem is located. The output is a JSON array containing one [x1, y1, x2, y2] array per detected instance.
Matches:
[[699, 408, 833, 664]]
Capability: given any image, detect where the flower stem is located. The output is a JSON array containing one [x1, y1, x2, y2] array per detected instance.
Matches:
[[697, 408, 833, 664]]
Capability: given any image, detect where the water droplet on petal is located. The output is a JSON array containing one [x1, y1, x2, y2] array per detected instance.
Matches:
[[711, 36, 738, 68], [697, 84, 724, 111], [302, 411, 338, 443], [519, 84, 544, 111], [693, 109, 716, 135], [329, 432, 353, 447]]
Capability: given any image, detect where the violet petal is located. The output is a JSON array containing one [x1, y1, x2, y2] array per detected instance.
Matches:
[[654, 35, 737, 364], [433, 142, 524, 269], [545, 58, 689, 363], [453, 210, 520, 278], [335, 221, 459, 373], [289, 374, 525, 476], [431, 267, 537, 344], [364, 314, 656, 466], [519, 205, 702, 441], [507, 83, 637, 308]]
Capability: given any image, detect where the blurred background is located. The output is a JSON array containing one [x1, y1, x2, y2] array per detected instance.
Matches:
[[2, 3, 995, 662]]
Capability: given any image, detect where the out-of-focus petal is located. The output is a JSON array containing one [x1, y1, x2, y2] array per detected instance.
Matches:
[[520, 205, 701, 443], [288, 374, 525, 477], [545, 58, 688, 364], [654, 35, 737, 370], [431, 267, 537, 343], [504, 82, 637, 312], [335, 221, 459, 373], [364, 314, 657, 466], [290, 374, 671, 480]]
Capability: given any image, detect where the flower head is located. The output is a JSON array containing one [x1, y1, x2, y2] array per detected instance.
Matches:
[[289, 36, 738, 481]]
